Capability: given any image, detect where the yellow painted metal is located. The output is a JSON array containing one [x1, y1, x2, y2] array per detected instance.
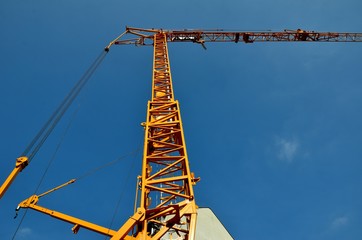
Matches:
[[16, 182, 141, 239], [110, 208, 145, 240], [38, 179, 76, 198], [0, 156, 28, 199], [128, 32, 198, 239], [115, 27, 362, 46], [17, 195, 130, 238]]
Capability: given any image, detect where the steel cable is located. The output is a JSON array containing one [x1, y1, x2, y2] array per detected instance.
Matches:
[[12, 106, 79, 239], [22, 49, 108, 162]]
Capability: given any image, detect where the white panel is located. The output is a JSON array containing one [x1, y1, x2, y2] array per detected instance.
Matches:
[[195, 208, 234, 240]]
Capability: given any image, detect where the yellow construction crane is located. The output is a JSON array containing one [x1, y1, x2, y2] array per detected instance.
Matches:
[[4, 27, 362, 239]]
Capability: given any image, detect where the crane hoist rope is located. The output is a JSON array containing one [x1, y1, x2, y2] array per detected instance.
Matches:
[[25, 105, 80, 222], [77, 146, 142, 181], [22, 146, 142, 201], [24, 49, 108, 162], [0, 49, 108, 200]]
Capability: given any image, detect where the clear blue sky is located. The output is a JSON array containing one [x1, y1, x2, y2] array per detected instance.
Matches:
[[1, 0, 362, 239]]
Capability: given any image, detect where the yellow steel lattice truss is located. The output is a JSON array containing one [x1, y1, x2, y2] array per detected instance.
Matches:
[[135, 33, 198, 239]]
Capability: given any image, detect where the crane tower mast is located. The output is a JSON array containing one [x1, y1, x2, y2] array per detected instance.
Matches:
[[134, 32, 198, 239]]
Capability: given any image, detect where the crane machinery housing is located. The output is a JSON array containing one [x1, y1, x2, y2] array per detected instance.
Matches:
[[2, 27, 362, 240]]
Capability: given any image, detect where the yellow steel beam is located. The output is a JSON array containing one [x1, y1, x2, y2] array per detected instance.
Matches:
[[0, 156, 28, 199], [17, 195, 126, 238]]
